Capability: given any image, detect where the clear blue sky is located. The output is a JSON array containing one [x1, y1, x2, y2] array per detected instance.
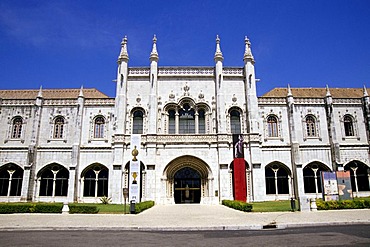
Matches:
[[0, 0, 369, 97]]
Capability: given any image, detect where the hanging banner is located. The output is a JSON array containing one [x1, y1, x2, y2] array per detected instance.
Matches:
[[129, 134, 141, 203], [232, 134, 246, 201]]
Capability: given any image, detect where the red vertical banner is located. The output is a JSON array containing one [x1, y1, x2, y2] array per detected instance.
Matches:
[[233, 134, 247, 202], [233, 158, 246, 201]]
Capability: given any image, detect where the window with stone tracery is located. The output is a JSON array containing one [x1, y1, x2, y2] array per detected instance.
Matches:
[[94, 116, 105, 138], [198, 109, 206, 134], [230, 109, 241, 134], [344, 115, 354, 136], [132, 109, 144, 134], [168, 109, 176, 134], [179, 103, 195, 134], [267, 115, 278, 137], [305, 115, 316, 137], [53, 116, 65, 139], [164, 100, 210, 134], [11, 117, 23, 139]]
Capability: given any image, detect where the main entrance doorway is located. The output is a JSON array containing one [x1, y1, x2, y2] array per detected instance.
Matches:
[[174, 167, 201, 204]]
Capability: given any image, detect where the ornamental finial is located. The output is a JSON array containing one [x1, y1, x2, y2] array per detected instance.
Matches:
[[214, 35, 223, 61], [118, 35, 129, 63], [243, 36, 254, 63], [150, 34, 159, 61]]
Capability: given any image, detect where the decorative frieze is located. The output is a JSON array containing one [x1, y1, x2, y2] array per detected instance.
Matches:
[[85, 99, 115, 106], [158, 67, 214, 76], [258, 98, 287, 105], [113, 134, 257, 145], [128, 67, 150, 76], [44, 99, 77, 106], [222, 67, 243, 76], [1, 99, 34, 106]]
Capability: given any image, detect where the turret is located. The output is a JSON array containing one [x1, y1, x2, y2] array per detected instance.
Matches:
[[148, 35, 159, 134], [243, 36, 258, 133], [115, 36, 129, 134], [214, 35, 226, 133]]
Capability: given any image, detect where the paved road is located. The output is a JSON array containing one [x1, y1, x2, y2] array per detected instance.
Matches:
[[1, 225, 369, 246]]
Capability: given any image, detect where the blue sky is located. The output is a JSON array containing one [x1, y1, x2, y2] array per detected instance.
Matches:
[[0, 0, 369, 97]]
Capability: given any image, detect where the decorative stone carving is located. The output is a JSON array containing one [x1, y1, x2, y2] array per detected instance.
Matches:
[[183, 83, 190, 96]]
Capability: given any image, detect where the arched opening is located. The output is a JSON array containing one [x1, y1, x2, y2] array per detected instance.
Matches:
[[164, 156, 212, 204], [344, 161, 370, 195], [265, 162, 291, 198], [0, 164, 23, 197], [38, 164, 69, 197], [174, 167, 201, 203], [303, 162, 330, 195], [81, 164, 108, 198]]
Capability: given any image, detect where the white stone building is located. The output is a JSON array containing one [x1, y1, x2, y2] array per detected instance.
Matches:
[[0, 36, 369, 205]]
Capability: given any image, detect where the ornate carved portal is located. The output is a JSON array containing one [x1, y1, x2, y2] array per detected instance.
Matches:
[[163, 156, 212, 204]]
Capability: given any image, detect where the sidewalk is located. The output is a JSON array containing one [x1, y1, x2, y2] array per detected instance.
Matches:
[[0, 204, 369, 231]]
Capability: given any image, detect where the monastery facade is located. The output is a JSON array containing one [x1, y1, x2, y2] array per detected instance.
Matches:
[[0, 36, 369, 205]]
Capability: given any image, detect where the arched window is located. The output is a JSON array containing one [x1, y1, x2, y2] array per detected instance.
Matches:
[[132, 109, 144, 134], [39, 164, 69, 197], [168, 110, 176, 134], [230, 110, 241, 134], [303, 163, 329, 194], [265, 164, 290, 195], [11, 117, 23, 139], [344, 115, 354, 136], [53, 117, 65, 139], [267, 115, 278, 137], [198, 109, 206, 134], [94, 116, 105, 138], [306, 116, 316, 137], [345, 161, 370, 193], [0, 164, 23, 197], [179, 104, 195, 134], [82, 165, 109, 197]]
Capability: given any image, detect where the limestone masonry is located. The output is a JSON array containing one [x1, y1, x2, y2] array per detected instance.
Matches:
[[0, 36, 369, 205]]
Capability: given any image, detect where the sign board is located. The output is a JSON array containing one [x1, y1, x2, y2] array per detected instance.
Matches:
[[321, 171, 339, 201], [336, 171, 353, 200]]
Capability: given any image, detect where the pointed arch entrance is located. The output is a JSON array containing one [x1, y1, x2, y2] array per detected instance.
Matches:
[[164, 156, 212, 204]]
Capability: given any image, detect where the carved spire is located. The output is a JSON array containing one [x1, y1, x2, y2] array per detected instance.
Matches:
[[37, 86, 43, 98], [243, 36, 254, 64], [118, 36, 129, 63], [79, 85, 84, 98], [363, 85, 368, 97], [214, 35, 224, 62], [326, 84, 331, 97], [150, 34, 159, 61]]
